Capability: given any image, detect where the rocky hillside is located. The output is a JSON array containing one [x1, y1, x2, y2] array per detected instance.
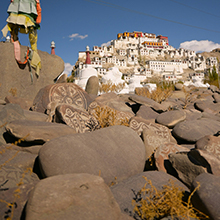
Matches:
[[201, 48, 220, 63], [0, 75, 220, 219]]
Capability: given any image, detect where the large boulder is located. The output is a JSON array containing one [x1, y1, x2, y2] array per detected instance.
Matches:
[[25, 173, 130, 220], [0, 42, 64, 101], [174, 83, 183, 91], [191, 136, 220, 175], [39, 125, 146, 185], [189, 149, 220, 176]]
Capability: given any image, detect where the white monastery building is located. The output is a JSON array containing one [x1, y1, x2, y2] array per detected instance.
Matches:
[[75, 31, 219, 83]]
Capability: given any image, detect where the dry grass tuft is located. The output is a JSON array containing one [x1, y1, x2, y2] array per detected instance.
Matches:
[[135, 85, 173, 103], [182, 86, 206, 109], [182, 87, 195, 109], [132, 177, 209, 220], [91, 106, 129, 128], [99, 80, 125, 94]]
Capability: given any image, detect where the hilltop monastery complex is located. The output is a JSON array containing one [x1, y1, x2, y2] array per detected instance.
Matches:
[[75, 31, 219, 86]]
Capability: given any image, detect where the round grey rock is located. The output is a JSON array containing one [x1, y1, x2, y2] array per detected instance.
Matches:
[[156, 110, 186, 128], [172, 118, 220, 143], [85, 75, 99, 95], [25, 173, 125, 220], [39, 125, 146, 185]]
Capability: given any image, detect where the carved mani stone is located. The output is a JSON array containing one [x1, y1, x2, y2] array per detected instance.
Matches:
[[55, 104, 100, 133], [32, 83, 93, 113]]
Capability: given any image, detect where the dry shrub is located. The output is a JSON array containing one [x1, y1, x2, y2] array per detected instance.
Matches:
[[91, 106, 129, 128], [99, 80, 125, 94], [182, 86, 194, 109], [132, 177, 209, 220], [204, 78, 219, 88], [135, 86, 173, 103], [182, 86, 206, 109]]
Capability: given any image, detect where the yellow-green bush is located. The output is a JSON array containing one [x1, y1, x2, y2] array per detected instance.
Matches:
[[132, 177, 209, 220], [91, 106, 129, 128], [204, 66, 219, 88], [135, 85, 173, 103], [99, 80, 125, 94]]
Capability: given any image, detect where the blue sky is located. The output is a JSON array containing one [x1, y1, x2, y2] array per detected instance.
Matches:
[[1, 0, 220, 76]]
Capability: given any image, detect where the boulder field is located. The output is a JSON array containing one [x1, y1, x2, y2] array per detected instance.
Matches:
[[1, 66, 220, 219]]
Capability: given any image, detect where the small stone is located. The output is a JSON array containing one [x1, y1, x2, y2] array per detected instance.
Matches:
[[174, 83, 183, 91], [128, 94, 167, 113], [85, 75, 99, 95], [136, 105, 159, 122]]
